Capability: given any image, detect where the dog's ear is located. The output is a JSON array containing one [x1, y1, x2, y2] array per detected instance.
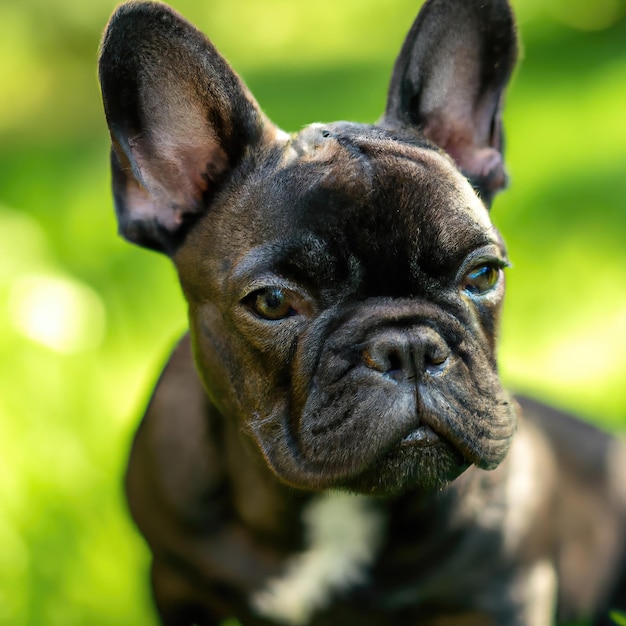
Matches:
[[383, 0, 518, 204], [98, 2, 275, 253]]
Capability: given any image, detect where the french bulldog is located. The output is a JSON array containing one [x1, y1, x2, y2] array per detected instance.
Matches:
[[98, 0, 626, 624]]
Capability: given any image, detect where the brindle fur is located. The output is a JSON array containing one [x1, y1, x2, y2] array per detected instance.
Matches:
[[99, 1, 626, 624]]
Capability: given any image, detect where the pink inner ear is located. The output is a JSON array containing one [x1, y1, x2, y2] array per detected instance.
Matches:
[[124, 178, 155, 219], [422, 107, 506, 195], [461, 147, 506, 192], [446, 141, 507, 196], [128, 133, 230, 225]]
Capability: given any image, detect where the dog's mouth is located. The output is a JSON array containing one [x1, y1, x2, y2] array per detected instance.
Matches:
[[248, 387, 478, 494], [341, 415, 472, 496], [247, 365, 518, 493], [399, 423, 440, 448]]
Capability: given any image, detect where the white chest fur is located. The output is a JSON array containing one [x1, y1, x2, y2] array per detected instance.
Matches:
[[251, 491, 386, 625]]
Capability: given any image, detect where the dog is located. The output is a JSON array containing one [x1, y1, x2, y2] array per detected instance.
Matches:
[[98, 0, 626, 624]]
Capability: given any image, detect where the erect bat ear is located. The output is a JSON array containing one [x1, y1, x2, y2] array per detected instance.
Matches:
[[383, 0, 518, 205], [98, 2, 278, 254]]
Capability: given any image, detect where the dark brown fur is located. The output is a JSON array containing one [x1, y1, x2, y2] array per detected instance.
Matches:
[[99, 1, 626, 624]]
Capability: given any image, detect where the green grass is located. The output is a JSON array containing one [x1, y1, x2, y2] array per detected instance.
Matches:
[[612, 611, 626, 625], [0, 0, 625, 624]]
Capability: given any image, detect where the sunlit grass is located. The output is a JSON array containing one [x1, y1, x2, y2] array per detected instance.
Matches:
[[0, 1, 624, 625]]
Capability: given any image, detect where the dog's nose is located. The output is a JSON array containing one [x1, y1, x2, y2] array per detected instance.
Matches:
[[362, 327, 450, 382]]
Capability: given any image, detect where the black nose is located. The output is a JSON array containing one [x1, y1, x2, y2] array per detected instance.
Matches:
[[363, 327, 450, 382]]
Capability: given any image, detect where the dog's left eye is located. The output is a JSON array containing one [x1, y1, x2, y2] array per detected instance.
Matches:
[[245, 287, 296, 320], [462, 264, 500, 295]]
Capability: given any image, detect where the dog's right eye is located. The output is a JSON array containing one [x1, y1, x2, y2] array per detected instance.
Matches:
[[462, 264, 501, 295], [244, 287, 296, 320]]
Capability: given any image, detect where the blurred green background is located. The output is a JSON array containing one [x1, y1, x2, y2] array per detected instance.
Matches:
[[0, 0, 625, 624]]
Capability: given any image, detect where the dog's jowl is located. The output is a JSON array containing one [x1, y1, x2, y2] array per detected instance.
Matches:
[[98, 0, 626, 624]]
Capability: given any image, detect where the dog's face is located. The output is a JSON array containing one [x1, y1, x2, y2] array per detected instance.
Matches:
[[99, 0, 519, 495]]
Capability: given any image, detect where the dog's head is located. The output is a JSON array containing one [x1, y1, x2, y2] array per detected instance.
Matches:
[[99, 0, 519, 495]]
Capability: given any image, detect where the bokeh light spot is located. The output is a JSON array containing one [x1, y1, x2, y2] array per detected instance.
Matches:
[[8, 275, 106, 354]]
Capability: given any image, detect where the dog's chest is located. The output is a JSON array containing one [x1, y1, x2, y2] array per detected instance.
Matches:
[[251, 491, 386, 625], [247, 482, 519, 626]]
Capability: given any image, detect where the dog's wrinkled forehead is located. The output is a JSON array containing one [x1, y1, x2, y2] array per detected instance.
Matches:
[[236, 122, 498, 284], [100, 0, 517, 257]]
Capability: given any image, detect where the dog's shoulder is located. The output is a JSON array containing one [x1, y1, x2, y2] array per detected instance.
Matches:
[[517, 396, 626, 618], [125, 334, 227, 534], [518, 395, 626, 500]]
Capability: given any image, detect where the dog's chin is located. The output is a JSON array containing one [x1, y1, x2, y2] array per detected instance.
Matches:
[[341, 435, 471, 496]]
